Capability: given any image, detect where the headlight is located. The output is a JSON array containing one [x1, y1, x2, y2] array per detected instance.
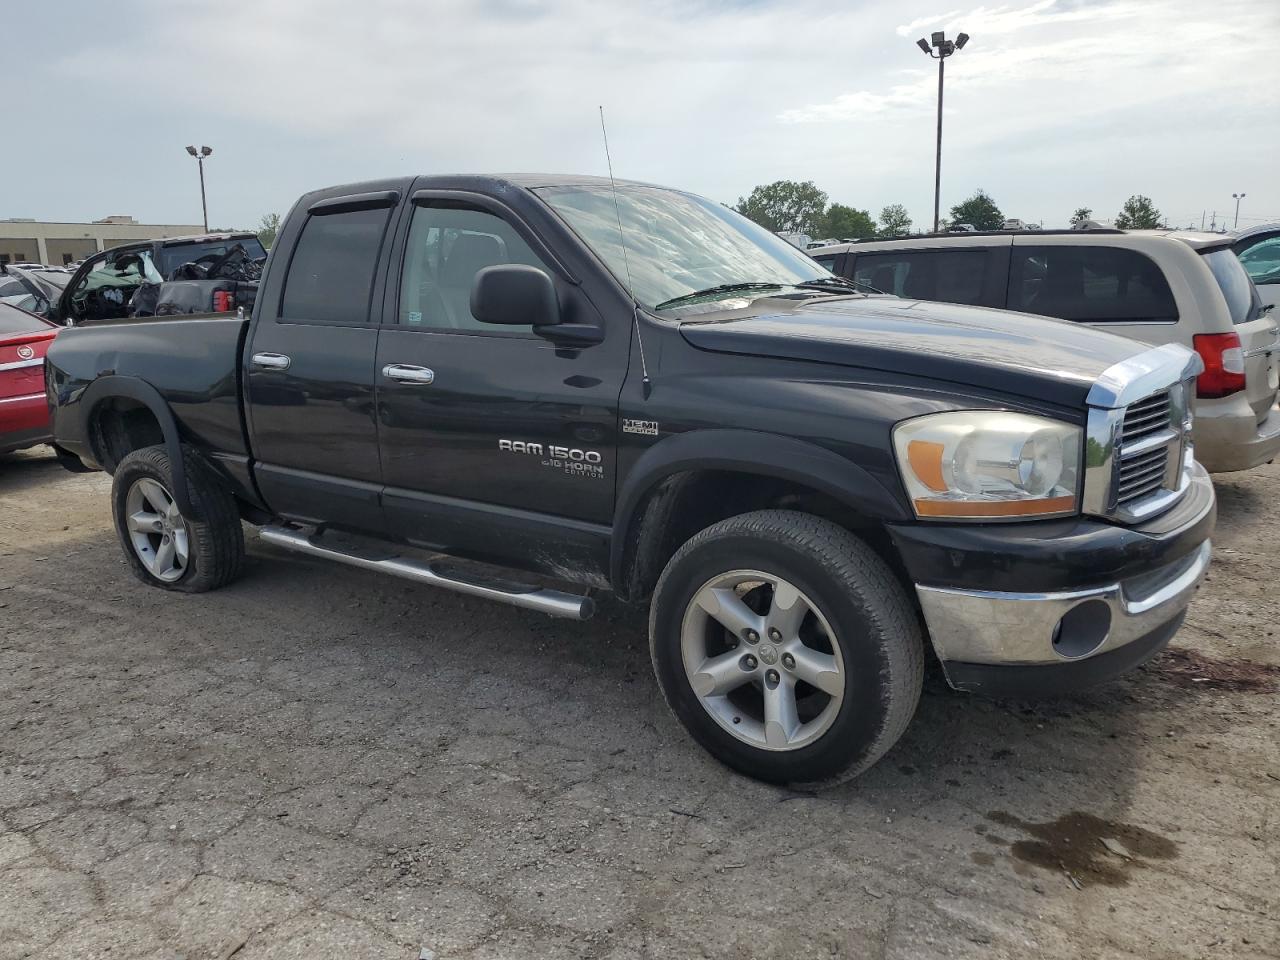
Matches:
[[893, 411, 1081, 520]]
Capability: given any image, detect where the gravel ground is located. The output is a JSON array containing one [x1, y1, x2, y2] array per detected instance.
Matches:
[[0, 446, 1276, 960]]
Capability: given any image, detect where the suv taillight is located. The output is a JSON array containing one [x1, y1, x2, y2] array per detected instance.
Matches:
[[212, 290, 234, 313], [1193, 332, 1246, 398]]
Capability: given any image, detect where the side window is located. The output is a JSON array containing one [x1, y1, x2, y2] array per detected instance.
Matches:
[[398, 205, 550, 332], [853, 250, 985, 304], [812, 254, 838, 272], [1236, 234, 1280, 286], [1009, 246, 1177, 322], [280, 207, 389, 324]]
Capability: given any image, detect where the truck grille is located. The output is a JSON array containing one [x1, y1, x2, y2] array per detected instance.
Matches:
[[1083, 344, 1201, 525], [1120, 392, 1172, 445], [1112, 386, 1188, 517]]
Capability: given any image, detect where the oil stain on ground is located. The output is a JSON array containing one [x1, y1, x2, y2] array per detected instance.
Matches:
[[1148, 646, 1280, 693], [983, 811, 1178, 886]]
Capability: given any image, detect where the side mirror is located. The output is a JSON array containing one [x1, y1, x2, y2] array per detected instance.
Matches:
[[471, 264, 559, 328]]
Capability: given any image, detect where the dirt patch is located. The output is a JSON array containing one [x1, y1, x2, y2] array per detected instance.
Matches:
[[985, 811, 1178, 888], [1148, 646, 1280, 693]]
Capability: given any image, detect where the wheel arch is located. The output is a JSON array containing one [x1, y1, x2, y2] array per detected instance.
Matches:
[[611, 429, 910, 601], [81, 376, 193, 515]]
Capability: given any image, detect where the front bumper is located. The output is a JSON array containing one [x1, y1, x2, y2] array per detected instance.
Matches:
[[890, 463, 1215, 697]]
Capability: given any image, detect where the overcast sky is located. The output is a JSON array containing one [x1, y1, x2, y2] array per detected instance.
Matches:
[[6, 0, 1277, 232]]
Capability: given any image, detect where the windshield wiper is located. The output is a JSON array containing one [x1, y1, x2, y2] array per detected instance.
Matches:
[[653, 282, 786, 310], [796, 277, 883, 295]]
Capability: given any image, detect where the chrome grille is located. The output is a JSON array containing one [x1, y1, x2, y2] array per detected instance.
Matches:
[[1120, 392, 1172, 445], [1083, 345, 1202, 524]]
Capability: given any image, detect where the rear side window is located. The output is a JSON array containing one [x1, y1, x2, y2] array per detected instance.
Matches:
[[853, 250, 985, 304], [0, 302, 49, 335], [1235, 234, 1280, 287], [1201, 248, 1256, 325], [1009, 246, 1177, 322], [280, 207, 389, 323]]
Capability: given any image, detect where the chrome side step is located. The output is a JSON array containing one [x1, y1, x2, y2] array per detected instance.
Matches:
[[258, 525, 595, 621]]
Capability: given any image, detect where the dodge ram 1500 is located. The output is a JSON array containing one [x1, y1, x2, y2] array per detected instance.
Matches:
[[45, 175, 1215, 784]]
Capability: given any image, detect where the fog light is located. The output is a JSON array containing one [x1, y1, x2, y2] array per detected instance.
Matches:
[[1051, 600, 1112, 660]]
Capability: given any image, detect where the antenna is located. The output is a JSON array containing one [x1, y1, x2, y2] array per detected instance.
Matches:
[[599, 105, 650, 390]]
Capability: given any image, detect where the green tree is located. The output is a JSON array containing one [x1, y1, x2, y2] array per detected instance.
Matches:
[[257, 212, 282, 249], [1070, 206, 1093, 227], [948, 189, 1004, 230], [877, 204, 912, 237], [734, 180, 829, 235], [817, 203, 876, 240], [1114, 195, 1163, 229]]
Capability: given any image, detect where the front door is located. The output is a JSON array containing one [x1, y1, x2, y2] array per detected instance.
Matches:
[[245, 196, 397, 532], [373, 197, 624, 577]]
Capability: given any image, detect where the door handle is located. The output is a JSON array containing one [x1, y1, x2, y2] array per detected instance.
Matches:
[[251, 352, 292, 371], [382, 364, 435, 385]]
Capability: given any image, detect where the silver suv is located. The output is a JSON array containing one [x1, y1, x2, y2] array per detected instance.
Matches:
[[811, 230, 1280, 472]]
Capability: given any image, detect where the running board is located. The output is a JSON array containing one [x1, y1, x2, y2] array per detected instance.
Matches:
[[258, 525, 594, 620]]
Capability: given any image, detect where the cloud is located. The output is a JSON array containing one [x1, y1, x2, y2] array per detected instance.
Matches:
[[6, 0, 1280, 231]]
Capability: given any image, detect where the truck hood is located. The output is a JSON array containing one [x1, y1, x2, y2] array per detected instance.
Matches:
[[677, 295, 1145, 408]]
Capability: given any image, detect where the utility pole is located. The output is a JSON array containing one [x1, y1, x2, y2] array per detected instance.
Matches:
[[185, 145, 213, 232], [1232, 192, 1246, 230], [916, 31, 969, 233]]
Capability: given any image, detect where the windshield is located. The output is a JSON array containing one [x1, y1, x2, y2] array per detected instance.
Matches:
[[536, 184, 832, 310], [1202, 248, 1257, 325], [157, 237, 266, 275]]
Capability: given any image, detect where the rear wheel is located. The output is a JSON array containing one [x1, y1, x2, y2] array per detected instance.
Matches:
[[111, 445, 244, 593], [649, 510, 923, 786]]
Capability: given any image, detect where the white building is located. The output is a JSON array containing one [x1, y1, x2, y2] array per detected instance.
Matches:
[[0, 216, 207, 266]]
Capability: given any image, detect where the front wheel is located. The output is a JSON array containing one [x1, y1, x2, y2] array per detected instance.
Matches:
[[649, 510, 923, 786]]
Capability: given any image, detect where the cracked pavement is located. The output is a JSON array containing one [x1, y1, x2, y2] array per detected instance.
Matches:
[[0, 448, 1277, 959]]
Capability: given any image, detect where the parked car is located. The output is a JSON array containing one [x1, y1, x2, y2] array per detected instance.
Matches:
[[39, 233, 267, 327], [810, 229, 1280, 473], [1, 265, 71, 317], [1232, 222, 1280, 311], [45, 175, 1214, 785], [1, 303, 58, 454]]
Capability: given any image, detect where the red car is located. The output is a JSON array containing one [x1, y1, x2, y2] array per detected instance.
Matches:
[[0, 303, 58, 454]]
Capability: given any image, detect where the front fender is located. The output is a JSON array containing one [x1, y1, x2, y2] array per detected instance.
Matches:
[[610, 427, 909, 589]]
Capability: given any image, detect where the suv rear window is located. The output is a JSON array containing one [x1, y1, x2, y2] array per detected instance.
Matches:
[[1008, 246, 1177, 323], [1201, 248, 1256, 326], [853, 250, 985, 303], [0, 302, 50, 335], [280, 208, 389, 324]]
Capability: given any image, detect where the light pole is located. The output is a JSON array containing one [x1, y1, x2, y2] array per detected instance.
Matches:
[[1232, 192, 1246, 230], [185, 145, 213, 232], [916, 30, 969, 233]]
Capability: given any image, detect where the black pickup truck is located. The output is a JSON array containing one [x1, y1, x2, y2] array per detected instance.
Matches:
[[45, 175, 1215, 785]]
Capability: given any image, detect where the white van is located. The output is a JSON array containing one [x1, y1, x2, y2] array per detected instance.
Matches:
[[810, 230, 1280, 472]]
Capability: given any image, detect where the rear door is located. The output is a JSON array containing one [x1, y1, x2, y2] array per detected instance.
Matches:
[[1201, 246, 1279, 420], [244, 189, 400, 533]]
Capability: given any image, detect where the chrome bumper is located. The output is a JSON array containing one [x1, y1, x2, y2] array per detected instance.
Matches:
[[916, 540, 1211, 669]]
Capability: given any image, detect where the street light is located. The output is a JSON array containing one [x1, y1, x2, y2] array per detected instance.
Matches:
[[916, 30, 970, 233], [1232, 192, 1246, 230], [185, 145, 213, 232]]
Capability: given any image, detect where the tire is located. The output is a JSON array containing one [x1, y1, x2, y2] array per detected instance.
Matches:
[[649, 510, 924, 786], [111, 444, 245, 593]]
